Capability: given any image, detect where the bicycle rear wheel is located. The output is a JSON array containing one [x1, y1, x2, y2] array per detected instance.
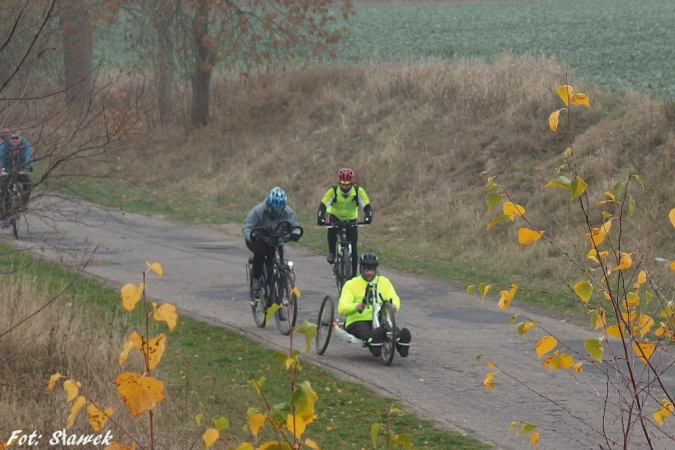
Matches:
[[316, 295, 334, 355], [275, 272, 297, 335], [379, 302, 397, 366]]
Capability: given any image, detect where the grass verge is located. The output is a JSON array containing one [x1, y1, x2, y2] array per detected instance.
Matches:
[[0, 244, 489, 449]]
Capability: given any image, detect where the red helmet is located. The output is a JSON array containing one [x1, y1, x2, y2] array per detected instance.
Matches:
[[338, 168, 355, 185], [0, 128, 9, 139]]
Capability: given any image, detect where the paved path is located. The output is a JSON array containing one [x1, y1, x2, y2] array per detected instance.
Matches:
[[6, 197, 675, 450]]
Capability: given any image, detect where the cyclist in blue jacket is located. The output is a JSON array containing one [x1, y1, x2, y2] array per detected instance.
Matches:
[[243, 187, 302, 293]]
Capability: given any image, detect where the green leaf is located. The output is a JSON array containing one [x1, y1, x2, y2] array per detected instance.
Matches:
[[214, 416, 229, 430], [585, 338, 604, 362], [521, 424, 536, 435], [509, 314, 518, 326], [266, 303, 281, 323], [295, 320, 317, 354], [486, 215, 508, 231], [573, 281, 592, 303], [611, 182, 624, 200], [393, 434, 412, 450], [478, 284, 492, 300], [195, 414, 203, 425], [590, 310, 599, 328], [370, 423, 382, 447], [627, 195, 636, 219], [467, 285, 476, 297], [632, 174, 644, 191], [487, 194, 502, 212], [570, 178, 588, 201]]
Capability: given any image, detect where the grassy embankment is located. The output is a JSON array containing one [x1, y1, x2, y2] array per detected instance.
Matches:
[[69, 54, 675, 318], [0, 244, 488, 449]]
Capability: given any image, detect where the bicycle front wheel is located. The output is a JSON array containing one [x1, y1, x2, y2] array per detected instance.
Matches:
[[379, 302, 397, 366], [316, 295, 334, 355], [275, 272, 297, 335], [250, 290, 267, 328]]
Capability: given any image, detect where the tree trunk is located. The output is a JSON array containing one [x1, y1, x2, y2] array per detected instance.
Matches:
[[58, 0, 93, 115], [156, 5, 174, 122], [190, 0, 211, 128]]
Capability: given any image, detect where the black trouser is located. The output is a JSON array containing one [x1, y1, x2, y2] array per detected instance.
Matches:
[[346, 320, 383, 356], [245, 239, 284, 280], [327, 219, 358, 276], [0, 173, 31, 213]]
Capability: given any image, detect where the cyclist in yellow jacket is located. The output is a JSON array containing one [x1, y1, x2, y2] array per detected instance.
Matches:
[[338, 253, 411, 357], [317, 168, 373, 276]]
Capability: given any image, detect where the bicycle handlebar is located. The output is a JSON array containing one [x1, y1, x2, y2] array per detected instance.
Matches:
[[321, 221, 368, 229], [250, 221, 303, 245]]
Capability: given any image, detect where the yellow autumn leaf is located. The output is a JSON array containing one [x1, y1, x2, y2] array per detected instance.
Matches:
[[67, 396, 86, 429], [625, 292, 640, 308], [120, 283, 144, 312], [572, 361, 583, 374], [503, 202, 525, 220], [535, 336, 557, 359], [548, 109, 561, 132], [616, 252, 632, 271], [86, 404, 113, 432], [292, 286, 301, 298], [483, 372, 496, 390], [669, 208, 675, 228], [587, 228, 605, 247], [202, 428, 219, 449], [287, 414, 309, 438], [633, 341, 655, 366], [602, 191, 616, 202], [248, 412, 266, 440], [573, 281, 592, 303], [653, 401, 674, 426], [114, 372, 165, 418], [146, 334, 167, 370], [634, 270, 647, 291], [235, 444, 254, 450], [63, 379, 79, 403], [557, 85, 573, 105], [498, 284, 517, 309], [305, 438, 320, 450], [570, 93, 590, 108], [518, 228, 544, 247], [541, 350, 559, 370], [145, 262, 164, 278], [119, 331, 144, 366], [594, 309, 606, 330], [530, 431, 539, 449], [47, 372, 63, 391], [605, 325, 623, 339], [555, 354, 574, 370], [670, 261, 675, 273], [152, 303, 178, 332]]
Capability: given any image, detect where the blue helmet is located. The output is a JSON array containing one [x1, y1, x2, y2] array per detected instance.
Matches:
[[266, 187, 287, 211]]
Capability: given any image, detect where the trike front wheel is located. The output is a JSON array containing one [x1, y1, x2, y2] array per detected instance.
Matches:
[[316, 295, 334, 355]]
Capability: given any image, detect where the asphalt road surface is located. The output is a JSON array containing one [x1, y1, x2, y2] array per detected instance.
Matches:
[[6, 196, 675, 450]]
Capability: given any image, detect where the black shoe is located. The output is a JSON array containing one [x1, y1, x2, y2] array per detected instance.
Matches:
[[327, 253, 336, 264], [396, 328, 411, 357], [278, 307, 287, 321], [369, 344, 382, 357]]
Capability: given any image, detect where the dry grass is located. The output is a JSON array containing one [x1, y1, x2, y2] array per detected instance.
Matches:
[[81, 53, 675, 311], [0, 260, 194, 447]]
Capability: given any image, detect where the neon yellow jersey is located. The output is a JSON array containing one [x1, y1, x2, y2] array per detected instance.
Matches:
[[320, 184, 370, 221], [338, 275, 400, 328]]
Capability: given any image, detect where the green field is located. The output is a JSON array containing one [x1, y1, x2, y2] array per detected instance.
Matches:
[[333, 0, 675, 96], [96, 0, 675, 96]]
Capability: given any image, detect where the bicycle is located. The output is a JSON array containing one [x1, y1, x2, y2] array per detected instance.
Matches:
[[315, 280, 398, 366], [245, 221, 302, 335], [323, 220, 366, 294], [0, 169, 29, 239]]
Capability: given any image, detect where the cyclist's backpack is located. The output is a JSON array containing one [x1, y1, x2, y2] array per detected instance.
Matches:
[[332, 183, 360, 204]]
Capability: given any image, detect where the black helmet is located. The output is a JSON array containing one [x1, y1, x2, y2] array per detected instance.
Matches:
[[359, 252, 379, 279]]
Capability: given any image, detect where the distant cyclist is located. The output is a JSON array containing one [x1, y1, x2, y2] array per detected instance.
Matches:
[[317, 168, 373, 276], [243, 187, 302, 293], [338, 252, 411, 357], [0, 130, 33, 225]]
